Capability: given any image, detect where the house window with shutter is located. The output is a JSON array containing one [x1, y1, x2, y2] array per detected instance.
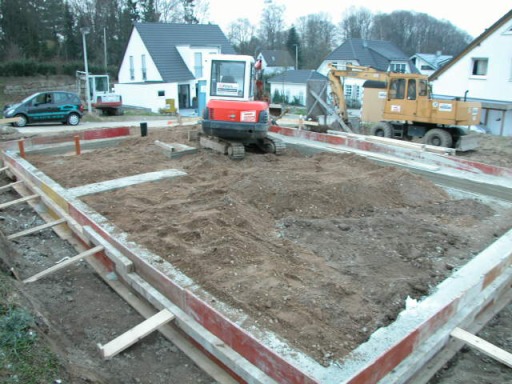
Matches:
[[141, 54, 147, 81], [129, 56, 134, 80]]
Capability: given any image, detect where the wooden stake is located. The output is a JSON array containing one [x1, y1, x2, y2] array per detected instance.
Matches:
[[18, 139, 25, 158], [0, 194, 38, 209], [0, 180, 23, 193], [23, 245, 104, 283], [8, 218, 67, 240], [451, 327, 512, 368], [98, 309, 175, 359], [74, 135, 81, 155]]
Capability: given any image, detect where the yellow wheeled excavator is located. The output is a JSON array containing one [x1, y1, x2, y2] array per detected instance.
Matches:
[[327, 64, 481, 150]]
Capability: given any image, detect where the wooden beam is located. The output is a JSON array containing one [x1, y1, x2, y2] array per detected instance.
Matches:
[[0, 194, 39, 209], [0, 180, 23, 193], [23, 245, 104, 283], [0, 117, 20, 125], [98, 309, 175, 359], [451, 327, 512, 368], [8, 218, 67, 240]]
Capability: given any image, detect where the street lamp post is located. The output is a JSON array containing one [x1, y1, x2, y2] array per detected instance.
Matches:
[[293, 44, 299, 70], [80, 27, 92, 114]]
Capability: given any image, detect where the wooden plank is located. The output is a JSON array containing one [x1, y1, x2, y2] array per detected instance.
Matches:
[[98, 309, 175, 359], [0, 194, 39, 209], [0, 180, 23, 193], [8, 218, 67, 240], [84, 255, 238, 384], [23, 245, 104, 283], [0, 117, 20, 125], [451, 327, 512, 368]]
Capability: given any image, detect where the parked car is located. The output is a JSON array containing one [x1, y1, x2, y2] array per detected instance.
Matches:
[[3, 91, 84, 127]]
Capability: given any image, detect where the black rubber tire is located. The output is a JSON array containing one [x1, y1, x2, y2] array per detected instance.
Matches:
[[13, 114, 27, 127], [423, 128, 453, 148], [370, 122, 393, 138], [66, 113, 81, 126]]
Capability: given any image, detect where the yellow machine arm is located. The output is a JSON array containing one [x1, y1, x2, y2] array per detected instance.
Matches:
[[327, 64, 391, 127]]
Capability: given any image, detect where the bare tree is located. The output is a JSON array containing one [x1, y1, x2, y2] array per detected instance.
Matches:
[[338, 6, 373, 40], [156, 0, 209, 23], [296, 13, 337, 69], [258, 0, 286, 49], [227, 18, 259, 54]]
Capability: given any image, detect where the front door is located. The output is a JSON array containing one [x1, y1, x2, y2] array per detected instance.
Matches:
[[178, 84, 190, 108]]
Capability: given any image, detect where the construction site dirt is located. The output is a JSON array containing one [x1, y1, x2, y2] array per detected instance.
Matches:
[[1, 124, 512, 383]]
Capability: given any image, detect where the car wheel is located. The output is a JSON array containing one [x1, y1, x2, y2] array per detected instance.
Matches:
[[13, 114, 27, 127], [67, 113, 81, 126]]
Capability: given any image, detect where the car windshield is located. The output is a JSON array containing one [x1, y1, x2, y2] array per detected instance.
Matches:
[[21, 94, 39, 104]]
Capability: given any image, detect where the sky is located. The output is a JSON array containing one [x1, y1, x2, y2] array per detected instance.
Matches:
[[206, 0, 511, 38]]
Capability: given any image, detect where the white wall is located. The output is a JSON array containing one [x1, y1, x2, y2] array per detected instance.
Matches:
[[269, 82, 307, 105], [118, 28, 162, 84], [114, 83, 178, 113], [176, 45, 221, 79], [431, 22, 512, 102]]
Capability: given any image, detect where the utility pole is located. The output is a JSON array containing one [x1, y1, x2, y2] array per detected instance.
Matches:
[[80, 27, 92, 114]]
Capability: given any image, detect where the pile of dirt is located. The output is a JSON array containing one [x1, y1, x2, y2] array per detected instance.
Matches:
[[26, 127, 512, 365]]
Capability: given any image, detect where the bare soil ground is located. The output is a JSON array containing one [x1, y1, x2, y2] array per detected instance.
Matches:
[[0, 191, 215, 383], [1, 123, 512, 383]]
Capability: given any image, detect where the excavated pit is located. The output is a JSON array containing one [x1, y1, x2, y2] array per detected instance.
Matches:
[[25, 126, 512, 365]]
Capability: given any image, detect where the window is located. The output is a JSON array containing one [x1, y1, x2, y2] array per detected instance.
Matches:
[[129, 56, 134, 80], [209, 59, 245, 98], [194, 52, 203, 77], [390, 63, 406, 73], [407, 79, 416, 100], [418, 79, 428, 96], [389, 78, 406, 99], [471, 58, 488, 76], [158, 90, 165, 97], [141, 54, 147, 81], [421, 65, 434, 70]]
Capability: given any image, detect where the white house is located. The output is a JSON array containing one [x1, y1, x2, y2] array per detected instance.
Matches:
[[268, 70, 327, 106], [256, 50, 295, 75], [410, 52, 452, 76], [115, 23, 235, 113], [317, 39, 417, 106], [429, 10, 512, 136]]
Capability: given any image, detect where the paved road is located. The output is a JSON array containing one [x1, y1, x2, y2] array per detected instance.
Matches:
[[15, 117, 200, 135]]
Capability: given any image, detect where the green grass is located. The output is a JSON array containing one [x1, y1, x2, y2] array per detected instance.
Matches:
[[0, 272, 65, 384]]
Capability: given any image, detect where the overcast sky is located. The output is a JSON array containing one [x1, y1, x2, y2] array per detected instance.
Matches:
[[206, 0, 511, 38]]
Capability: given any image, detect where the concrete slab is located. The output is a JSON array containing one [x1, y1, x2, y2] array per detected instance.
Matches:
[[68, 169, 187, 197]]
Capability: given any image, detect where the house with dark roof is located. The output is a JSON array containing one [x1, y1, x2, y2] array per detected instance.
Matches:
[[410, 52, 452, 76], [115, 23, 235, 113], [267, 70, 327, 106], [429, 9, 512, 136], [256, 50, 295, 75], [317, 39, 414, 105]]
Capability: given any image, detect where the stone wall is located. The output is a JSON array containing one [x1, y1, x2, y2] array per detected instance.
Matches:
[[1, 75, 77, 105]]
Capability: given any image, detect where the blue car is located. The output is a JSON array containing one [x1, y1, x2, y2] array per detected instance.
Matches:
[[3, 91, 84, 127]]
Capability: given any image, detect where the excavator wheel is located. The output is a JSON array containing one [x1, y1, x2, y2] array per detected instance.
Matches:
[[423, 128, 453, 148], [259, 137, 286, 155], [370, 122, 393, 138], [227, 142, 245, 160]]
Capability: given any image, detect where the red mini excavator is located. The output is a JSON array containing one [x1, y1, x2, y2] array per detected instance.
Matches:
[[200, 54, 285, 160]]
